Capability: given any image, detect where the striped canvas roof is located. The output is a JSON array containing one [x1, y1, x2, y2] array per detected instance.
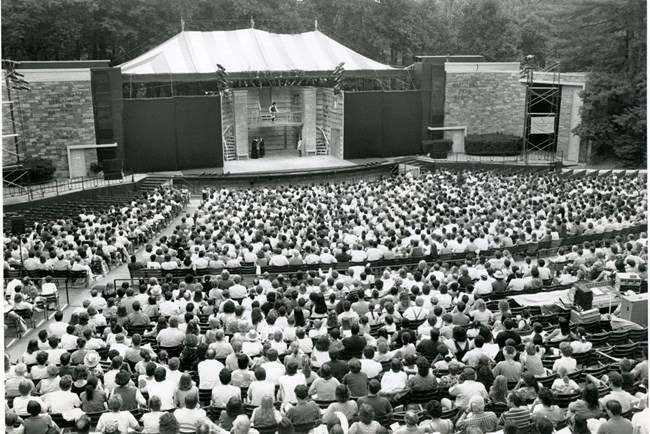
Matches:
[[120, 29, 393, 78]]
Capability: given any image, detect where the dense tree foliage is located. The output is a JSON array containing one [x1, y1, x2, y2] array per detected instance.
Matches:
[[1, 0, 645, 166], [557, 0, 646, 167]]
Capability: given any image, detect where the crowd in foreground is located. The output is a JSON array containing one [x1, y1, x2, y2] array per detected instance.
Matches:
[[3, 169, 649, 434]]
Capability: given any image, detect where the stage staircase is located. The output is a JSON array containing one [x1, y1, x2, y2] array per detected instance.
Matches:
[[223, 125, 236, 161], [139, 176, 170, 192], [316, 127, 330, 155]]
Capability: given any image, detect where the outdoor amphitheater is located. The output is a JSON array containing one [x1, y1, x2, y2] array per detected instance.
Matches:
[[2, 25, 648, 434]]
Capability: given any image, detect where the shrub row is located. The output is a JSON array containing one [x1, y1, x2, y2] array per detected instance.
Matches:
[[464, 133, 522, 156]]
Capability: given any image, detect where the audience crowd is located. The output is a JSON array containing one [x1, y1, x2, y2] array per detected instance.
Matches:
[[3, 170, 649, 434]]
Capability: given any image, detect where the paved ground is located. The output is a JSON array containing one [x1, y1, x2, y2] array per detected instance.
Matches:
[[4, 198, 200, 362]]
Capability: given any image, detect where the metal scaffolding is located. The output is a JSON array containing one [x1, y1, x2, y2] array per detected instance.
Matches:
[[521, 59, 562, 164]]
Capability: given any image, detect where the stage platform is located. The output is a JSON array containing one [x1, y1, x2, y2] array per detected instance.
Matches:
[[181, 151, 387, 176]]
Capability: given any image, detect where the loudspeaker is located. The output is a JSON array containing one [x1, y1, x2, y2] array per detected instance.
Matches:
[[11, 216, 25, 235], [620, 293, 648, 326], [104, 172, 123, 180], [103, 158, 123, 180], [574, 286, 594, 311], [103, 159, 123, 173]]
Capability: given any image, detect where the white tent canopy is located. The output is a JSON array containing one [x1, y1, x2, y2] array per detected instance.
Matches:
[[119, 29, 395, 81]]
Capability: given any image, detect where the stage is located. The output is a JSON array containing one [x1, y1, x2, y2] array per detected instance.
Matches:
[[180, 151, 388, 176]]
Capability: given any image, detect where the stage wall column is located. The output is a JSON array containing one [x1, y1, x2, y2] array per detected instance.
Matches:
[[302, 87, 317, 156], [233, 89, 249, 159]]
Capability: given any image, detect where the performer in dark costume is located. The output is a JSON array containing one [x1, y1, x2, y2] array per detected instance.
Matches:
[[251, 137, 258, 159], [258, 137, 265, 158]]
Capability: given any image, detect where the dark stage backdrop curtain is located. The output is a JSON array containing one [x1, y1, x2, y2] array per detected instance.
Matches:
[[344, 90, 422, 159], [123, 96, 222, 172]]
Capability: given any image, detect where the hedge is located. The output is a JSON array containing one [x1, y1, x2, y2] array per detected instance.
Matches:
[[422, 139, 453, 158], [465, 133, 522, 156], [23, 157, 56, 183]]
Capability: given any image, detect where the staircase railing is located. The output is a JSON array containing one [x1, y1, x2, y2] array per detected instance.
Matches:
[[316, 126, 330, 155], [222, 124, 235, 161]]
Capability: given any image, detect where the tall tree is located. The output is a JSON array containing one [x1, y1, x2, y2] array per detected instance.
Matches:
[[555, 0, 646, 167], [455, 0, 519, 61]]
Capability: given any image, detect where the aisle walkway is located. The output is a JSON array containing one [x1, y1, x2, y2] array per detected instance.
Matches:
[[4, 198, 201, 361]]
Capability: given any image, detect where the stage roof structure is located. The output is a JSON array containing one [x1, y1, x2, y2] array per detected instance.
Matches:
[[119, 29, 398, 82]]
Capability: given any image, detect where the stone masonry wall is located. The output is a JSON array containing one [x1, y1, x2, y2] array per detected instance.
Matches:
[[11, 74, 96, 178], [444, 72, 526, 137], [557, 85, 580, 160]]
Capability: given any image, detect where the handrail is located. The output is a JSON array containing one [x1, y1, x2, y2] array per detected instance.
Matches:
[[248, 111, 302, 124], [316, 126, 330, 155], [2, 174, 136, 199], [222, 124, 234, 161]]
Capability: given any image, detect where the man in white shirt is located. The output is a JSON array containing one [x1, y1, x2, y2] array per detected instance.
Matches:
[[147, 367, 178, 411], [449, 367, 488, 409], [360, 347, 383, 379], [103, 356, 125, 392], [269, 250, 290, 267], [157, 317, 185, 347], [197, 349, 225, 389], [208, 329, 234, 359], [277, 362, 307, 404], [551, 343, 578, 374], [61, 325, 79, 351], [248, 366, 277, 406], [40, 276, 58, 296], [599, 372, 641, 413], [42, 374, 81, 414], [110, 334, 130, 358], [87, 289, 107, 312], [260, 349, 286, 385], [211, 369, 241, 407], [473, 273, 493, 296], [229, 275, 248, 300], [402, 298, 428, 321], [47, 311, 69, 339], [380, 359, 408, 396], [461, 336, 491, 367]]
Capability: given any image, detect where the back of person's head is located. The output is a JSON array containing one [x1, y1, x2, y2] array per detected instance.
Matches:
[[608, 371, 623, 388], [219, 368, 232, 385], [461, 367, 476, 382], [19, 379, 32, 396], [536, 417, 554, 434], [74, 415, 93, 434], [619, 358, 632, 373], [295, 384, 309, 400], [159, 413, 180, 434], [349, 358, 361, 373], [559, 342, 573, 357], [503, 421, 519, 434], [154, 366, 167, 382], [27, 400, 42, 417], [368, 379, 381, 395], [149, 395, 162, 412], [507, 391, 525, 407], [537, 387, 554, 406], [108, 394, 123, 412], [335, 384, 350, 403]]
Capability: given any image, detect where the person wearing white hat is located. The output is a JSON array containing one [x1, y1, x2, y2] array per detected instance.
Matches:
[[492, 270, 508, 295], [242, 330, 263, 357], [473, 272, 493, 297]]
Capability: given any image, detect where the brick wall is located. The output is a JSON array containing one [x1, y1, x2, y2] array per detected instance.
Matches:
[[6, 69, 96, 178], [444, 72, 526, 137]]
